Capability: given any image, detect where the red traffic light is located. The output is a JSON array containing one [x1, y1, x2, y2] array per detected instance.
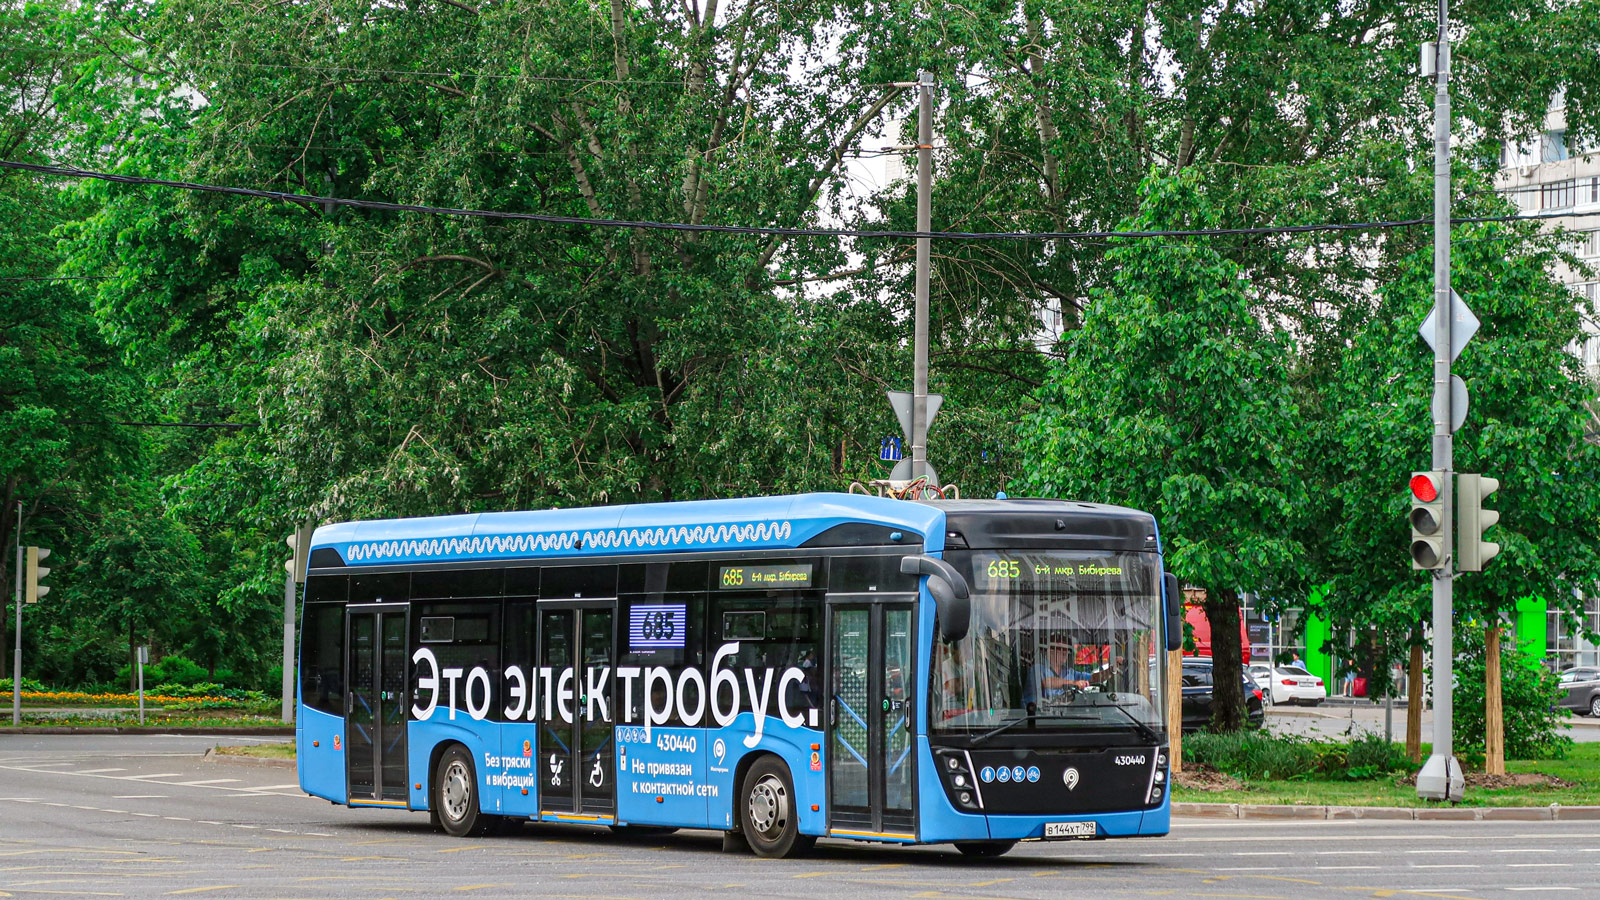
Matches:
[[1410, 473, 1438, 502]]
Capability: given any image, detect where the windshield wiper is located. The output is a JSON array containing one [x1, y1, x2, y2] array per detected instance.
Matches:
[[969, 714, 1094, 746], [1098, 700, 1161, 744]]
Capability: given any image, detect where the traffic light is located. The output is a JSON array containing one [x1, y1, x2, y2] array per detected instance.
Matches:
[[1410, 472, 1446, 570], [1457, 474, 1501, 572], [24, 546, 51, 603], [284, 522, 312, 584]]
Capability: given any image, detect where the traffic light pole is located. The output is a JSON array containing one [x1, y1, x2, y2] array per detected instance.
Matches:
[[12, 503, 21, 726], [1417, 0, 1462, 802]]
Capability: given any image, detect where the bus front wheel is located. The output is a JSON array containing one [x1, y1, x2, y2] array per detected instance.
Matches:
[[434, 745, 498, 837], [740, 757, 815, 858], [954, 840, 1017, 858]]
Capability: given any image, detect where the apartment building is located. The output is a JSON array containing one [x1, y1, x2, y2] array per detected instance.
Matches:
[[1497, 99, 1600, 381]]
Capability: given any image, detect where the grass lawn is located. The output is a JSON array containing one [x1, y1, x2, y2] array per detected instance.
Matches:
[[214, 742, 296, 759], [1173, 741, 1600, 808]]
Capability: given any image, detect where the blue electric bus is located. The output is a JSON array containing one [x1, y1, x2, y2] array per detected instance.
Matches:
[[295, 493, 1182, 857]]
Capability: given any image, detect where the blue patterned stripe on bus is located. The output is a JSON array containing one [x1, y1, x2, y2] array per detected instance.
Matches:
[[342, 520, 795, 563]]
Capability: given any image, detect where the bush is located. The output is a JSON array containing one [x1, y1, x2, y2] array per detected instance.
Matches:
[[1453, 630, 1572, 762], [1184, 731, 1317, 780], [1184, 731, 1410, 780], [0, 677, 47, 694]]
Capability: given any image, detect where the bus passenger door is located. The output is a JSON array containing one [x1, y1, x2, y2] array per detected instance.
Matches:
[[538, 602, 616, 819], [827, 598, 916, 835], [346, 605, 410, 805]]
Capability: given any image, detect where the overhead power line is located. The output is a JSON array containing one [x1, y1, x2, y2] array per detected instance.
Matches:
[[0, 159, 1583, 242]]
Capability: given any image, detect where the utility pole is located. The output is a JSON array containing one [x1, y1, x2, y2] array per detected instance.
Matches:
[[1416, 0, 1463, 802], [910, 71, 933, 483]]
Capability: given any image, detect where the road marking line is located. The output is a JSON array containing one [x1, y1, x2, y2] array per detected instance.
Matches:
[[1213, 867, 1282, 871], [452, 886, 510, 892], [76, 769, 126, 774], [1505, 889, 1578, 892], [1141, 852, 1206, 857], [252, 784, 301, 790], [165, 886, 240, 895], [1315, 865, 1380, 870], [1233, 851, 1294, 856], [175, 779, 239, 786], [1507, 863, 1571, 867], [1497, 848, 1558, 853], [1412, 865, 1479, 869], [112, 796, 164, 800]]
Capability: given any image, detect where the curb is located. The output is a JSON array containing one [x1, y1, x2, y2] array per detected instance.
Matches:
[[1, 726, 295, 735], [1174, 801, 1600, 821], [202, 748, 296, 769]]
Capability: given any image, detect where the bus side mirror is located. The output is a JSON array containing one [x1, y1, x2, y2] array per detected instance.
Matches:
[[900, 555, 971, 644], [1163, 572, 1182, 652]]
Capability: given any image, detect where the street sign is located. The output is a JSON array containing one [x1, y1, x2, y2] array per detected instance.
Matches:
[[879, 436, 903, 462], [889, 458, 939, 486], [1432, 374, 1468, 433], [886, 390, 943, 439], [1418, 290, 1480, 362], [886, 390, 942, 485]]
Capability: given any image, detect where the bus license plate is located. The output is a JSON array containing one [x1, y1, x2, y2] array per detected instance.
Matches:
[[1044, 821, 1096, 839]]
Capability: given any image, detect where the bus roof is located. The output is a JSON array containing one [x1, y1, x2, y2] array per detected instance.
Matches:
[[309, 492, 946, 568]]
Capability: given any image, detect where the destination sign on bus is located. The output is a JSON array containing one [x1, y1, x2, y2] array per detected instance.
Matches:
[[718, 563, 812, 589]]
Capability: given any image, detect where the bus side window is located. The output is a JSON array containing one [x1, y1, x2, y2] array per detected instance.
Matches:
[[500, 601, 536, 721], [710, 592, 823, 714], [301, 602, 346, 715], [414, 601, 501, 719], [617, 592, 706, 727]]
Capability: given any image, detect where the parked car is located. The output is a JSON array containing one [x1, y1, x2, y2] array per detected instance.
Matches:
[[1267, 665, 1327, 706], [1557, 667, 1600, 717], [1247, 664, 1274, 694], [1180, 658, 1266, 733]]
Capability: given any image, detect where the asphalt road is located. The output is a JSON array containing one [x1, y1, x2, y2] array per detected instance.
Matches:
[[1266, 702, 1600, 743], [2, 734, 1596, 899]]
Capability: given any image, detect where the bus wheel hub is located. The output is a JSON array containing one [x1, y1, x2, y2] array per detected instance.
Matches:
[[749, 776, 786, 833]]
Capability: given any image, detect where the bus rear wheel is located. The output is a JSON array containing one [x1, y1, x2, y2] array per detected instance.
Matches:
[[434, 745, 499, 837], [954, 840, 1017, 858], [740, 757, 815, 858]]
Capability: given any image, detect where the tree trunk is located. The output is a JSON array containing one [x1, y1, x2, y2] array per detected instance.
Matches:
[[1168, 647, 1184, 772], [1204, 587, 1246, 732], [1485, 624, 1505, 775], [1406, 637, 1424, 763]]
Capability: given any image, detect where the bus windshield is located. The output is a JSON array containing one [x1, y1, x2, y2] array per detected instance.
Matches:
[[931, 549, 1165, 741]]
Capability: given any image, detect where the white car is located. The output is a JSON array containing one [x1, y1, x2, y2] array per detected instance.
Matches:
[[1247, 664, 1274, 693], [1268, 666, 1326, 705]]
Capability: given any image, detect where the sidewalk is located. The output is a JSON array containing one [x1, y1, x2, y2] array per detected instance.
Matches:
[[1175, 801, 1600, 821]]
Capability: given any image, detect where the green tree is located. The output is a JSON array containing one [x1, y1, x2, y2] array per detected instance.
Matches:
[[1019, 173, 1307, 731], [1313, 218, 1600, 718]]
